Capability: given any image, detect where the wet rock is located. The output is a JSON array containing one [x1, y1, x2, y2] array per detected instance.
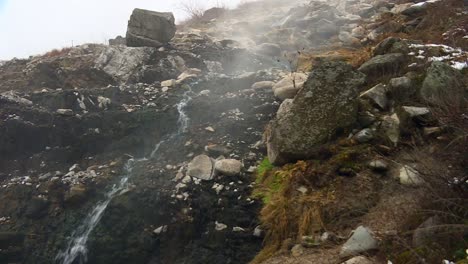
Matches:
[[126, 9, 176, 47], [421, 61, 464, 104], [266, 61, 365, 165], [214, 159, 242, 176], [360, 83, 388, 110], [153, 225, 168, 235], [187, 155, 214, 181], [56, 109, 74, 116], [354, 128, 374, 143], [340, 226, 378, 258], [399, 165, 423, 186], [205, 144, 232, 156], [358, 53, 406, 76], [272, 73, 308, 101]]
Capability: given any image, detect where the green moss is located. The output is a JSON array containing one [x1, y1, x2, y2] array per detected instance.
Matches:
[[256, 158, 274, 183]]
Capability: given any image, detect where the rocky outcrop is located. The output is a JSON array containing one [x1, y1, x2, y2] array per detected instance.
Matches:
[[266, 61, 365, 165], [126, 9, 176, 48]]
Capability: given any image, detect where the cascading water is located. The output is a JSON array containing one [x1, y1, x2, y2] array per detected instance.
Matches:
[[56, 90, 193, 264]]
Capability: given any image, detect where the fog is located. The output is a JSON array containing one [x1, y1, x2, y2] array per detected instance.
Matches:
[[0, 0, 243, 60]]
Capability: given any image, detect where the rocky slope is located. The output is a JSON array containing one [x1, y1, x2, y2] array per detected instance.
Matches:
[[0, 0, 467, 264]]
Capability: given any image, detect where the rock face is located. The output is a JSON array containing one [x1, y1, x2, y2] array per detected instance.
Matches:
[[266, 61, 365, 165], [421, 61, 464, 104], [126, 9, 176, 48]]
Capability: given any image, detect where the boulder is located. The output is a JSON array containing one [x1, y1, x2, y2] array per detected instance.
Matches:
[[56, 109, 74, 116], [109, 35, 126, 46], [214, 159, 242, 176], [358, 53, 406, 75], [421, 61, 464, 104], [354, 128, 374, 143], [187, 155, 214, 181], [340, 226, 378, 258], [266, 61, 365, 165], [412, 216, 441, 247], [126, 9, 176, 48], [272, 73, 308, 101], [360, 83, 388, 110]]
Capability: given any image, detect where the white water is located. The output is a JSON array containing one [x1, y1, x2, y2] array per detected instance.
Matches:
[[56, 90, 193, 264]]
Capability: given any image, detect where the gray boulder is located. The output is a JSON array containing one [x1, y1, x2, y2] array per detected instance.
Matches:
[[254, 43, 282, 57], [358, 53, 406, 75], [187, 155, 214, 181], [421, 61, 464, 104], [266, 61, 365, 165], [126, 9, 176, 48], [360, 83, 388, 110], [214, 159, 242, 176]]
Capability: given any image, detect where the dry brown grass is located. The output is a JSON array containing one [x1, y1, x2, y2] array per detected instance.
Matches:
[[296, 47, 372, 72], [43, 47, 72, 58]]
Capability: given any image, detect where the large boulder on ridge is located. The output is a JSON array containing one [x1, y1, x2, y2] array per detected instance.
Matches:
[[266, 61, 365, 165], [126, 8, 176, 47]]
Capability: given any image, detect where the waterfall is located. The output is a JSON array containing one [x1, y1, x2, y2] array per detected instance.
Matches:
[[56, 90, 193, 264]]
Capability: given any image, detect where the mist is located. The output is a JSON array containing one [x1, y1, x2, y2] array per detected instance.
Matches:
[[0, 0, 243, 60]]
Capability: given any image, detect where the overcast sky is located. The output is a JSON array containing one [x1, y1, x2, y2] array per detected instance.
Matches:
[[0, 0, 242, 60]]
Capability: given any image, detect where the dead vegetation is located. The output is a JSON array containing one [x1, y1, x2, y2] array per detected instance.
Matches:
[[43, 47, 72, 58]]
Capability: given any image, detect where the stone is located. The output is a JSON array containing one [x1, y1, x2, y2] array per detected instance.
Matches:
[[340, 226, 378, 258], [360, 83, 388, 110], [368, 159, 389, 172], [381, 114, 400, 146], [276, 99, 293, 119], [421, 61, 464, 104], [251, 81, 275, 90], [373, 37, 400, 56], [232, 227, 245, 232], [56, 109, 74, 116], [291, 244, 304, 257], [161, 79, 176, 87], [354, 128, 374, 143], [400, 106, 430, 117], [187, 155, 214, 181], [358, 53, 406, 75], [342, 256, 374, 264], [253, 226, 264, 237], [95, 45, 153, 82], [272, 73, 308, 101], [215, 221, 227, 231], [266, 61, 365, 165], [153, 225, 168, 235], [389, 76, 414, 100], [109, 35, 126, 46], [126, 9, 176, 48], [214, 159, 242, 176], [254, 43, 282, 57], [205, 126, 215, 132], [399, 165, 423, 186]]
